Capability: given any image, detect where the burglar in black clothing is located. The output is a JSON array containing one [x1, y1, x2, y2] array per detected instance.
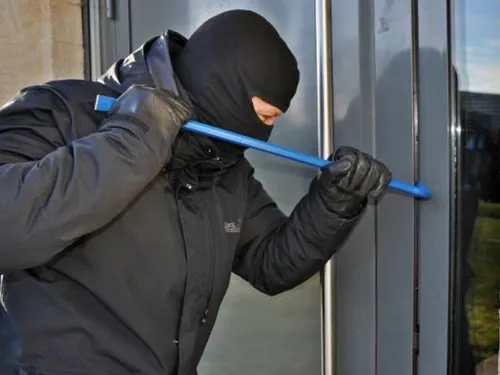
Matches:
[[0, 9, 391, 375]]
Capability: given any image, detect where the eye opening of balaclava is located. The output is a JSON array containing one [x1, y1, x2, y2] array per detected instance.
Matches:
[[173, 9, 300, 159]]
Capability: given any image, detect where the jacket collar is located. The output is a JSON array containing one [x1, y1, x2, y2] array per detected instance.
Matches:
[[98, 30, 185, 96], [98, 30, 240, 188]]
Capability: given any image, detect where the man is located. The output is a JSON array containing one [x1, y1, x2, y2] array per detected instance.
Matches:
[[0, 9, 391, 375]]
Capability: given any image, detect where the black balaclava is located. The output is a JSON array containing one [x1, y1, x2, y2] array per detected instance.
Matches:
[[174, 9, 300, 160]]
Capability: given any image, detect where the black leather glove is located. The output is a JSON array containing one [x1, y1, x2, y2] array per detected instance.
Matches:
[[109, 84, 194, 149], [316, 146, 392, 218]]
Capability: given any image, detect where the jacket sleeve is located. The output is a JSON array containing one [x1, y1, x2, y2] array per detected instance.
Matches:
[[0, 88, 172, 273], [232, 166, 362, 296]]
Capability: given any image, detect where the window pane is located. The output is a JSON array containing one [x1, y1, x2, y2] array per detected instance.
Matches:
[[452, 1, 500, 373]]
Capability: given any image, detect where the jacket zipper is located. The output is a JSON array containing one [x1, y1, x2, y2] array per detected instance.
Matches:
[[202, 195, 216, 324]]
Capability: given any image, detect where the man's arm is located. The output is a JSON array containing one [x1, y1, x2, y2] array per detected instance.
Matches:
[[0, 85, 192, 273], [233, 149, 391, 296], [232, 171, 359, 295]]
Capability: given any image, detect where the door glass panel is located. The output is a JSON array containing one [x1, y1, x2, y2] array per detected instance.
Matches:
[[452, 1, 500, 374]]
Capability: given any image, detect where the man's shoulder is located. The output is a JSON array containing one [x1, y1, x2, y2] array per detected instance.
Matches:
[[41, 79, 115, 140], [5, 79, 114, 112], [42, 79, 117, 107], [1, 79, 114, 142]]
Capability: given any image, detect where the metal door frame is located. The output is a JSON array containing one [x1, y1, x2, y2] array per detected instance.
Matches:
[[87, 0, 131, 81], [315, 1, 335, 374], [417, 0, 454, 374]]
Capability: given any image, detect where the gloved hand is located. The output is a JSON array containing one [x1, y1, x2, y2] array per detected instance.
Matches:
[[109, 84, 194, 146], [316, 146, 392, 218]]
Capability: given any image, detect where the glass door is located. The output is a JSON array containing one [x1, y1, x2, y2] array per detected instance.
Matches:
[[450, 0, 500, 374]]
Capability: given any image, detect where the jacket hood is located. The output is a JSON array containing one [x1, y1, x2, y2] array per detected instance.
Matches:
[[98, 30, 238, 188]]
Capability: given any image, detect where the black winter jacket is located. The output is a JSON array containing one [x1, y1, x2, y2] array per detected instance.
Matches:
[[0, 31, 360, 375]]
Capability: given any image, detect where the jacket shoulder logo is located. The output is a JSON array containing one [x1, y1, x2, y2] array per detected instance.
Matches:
[[224, 219, 242, 234]]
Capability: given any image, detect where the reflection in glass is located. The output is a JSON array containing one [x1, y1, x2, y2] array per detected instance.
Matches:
[[452, 1, 500, 374]]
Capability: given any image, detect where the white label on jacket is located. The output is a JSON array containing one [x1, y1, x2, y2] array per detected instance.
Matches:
[[224, 219, 242, 234]]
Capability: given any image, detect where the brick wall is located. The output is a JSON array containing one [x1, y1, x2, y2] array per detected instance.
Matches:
[[0, 0, 84, 105]]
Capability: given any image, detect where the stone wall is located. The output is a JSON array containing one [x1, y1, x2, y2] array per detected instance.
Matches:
[[0, 0, 84, 105]]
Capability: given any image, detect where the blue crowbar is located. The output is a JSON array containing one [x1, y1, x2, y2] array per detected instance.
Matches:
[[94, 94, 432, 200]]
